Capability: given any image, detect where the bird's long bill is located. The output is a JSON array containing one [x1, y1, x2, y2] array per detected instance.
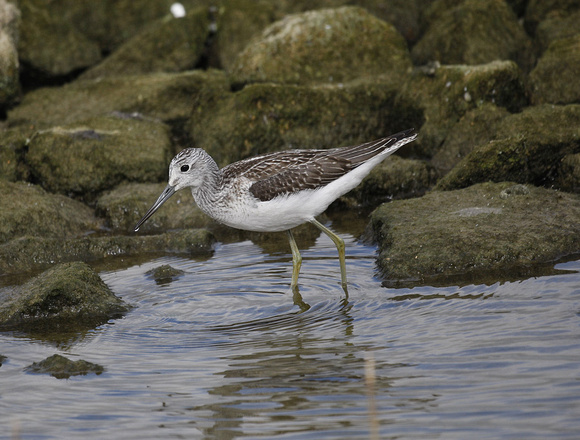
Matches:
[[134, 184, 176, 232]]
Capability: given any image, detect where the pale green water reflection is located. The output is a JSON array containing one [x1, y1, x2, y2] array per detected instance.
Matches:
[[1, 224, 579, 439]]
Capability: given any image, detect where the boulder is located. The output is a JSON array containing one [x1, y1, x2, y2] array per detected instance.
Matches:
[[25, 354, 104, 379]]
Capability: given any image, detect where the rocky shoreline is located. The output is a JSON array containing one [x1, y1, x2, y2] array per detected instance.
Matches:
[[1, 0, 579, 330]]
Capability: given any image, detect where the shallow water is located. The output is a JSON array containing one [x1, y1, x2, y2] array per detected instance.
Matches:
[[1, 220, 580, 439]]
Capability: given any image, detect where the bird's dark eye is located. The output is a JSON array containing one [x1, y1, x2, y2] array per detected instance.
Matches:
[[180, 164, 189, 172]]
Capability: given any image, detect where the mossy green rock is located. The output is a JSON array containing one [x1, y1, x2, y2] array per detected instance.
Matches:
[[535, 10, 580, 51], [435, 104, 580, 190], [0, 180, 98, 245], [25, 354, 104, 379], [96, 183, 211, 233], [412, 0, 534, 71], [530, 35, 580, 105], [398, 60, 528, 157], [230, 6, 412, 86], [0, 127, 30, 181], [8, 70, 229, 128], [0, 262, 129, 327], [190, 79, 422, 166], [146, 264, 185, 284], [558, 153, 580, 193], [79, 7, 211, 80], [25, 115, 171, 197], [0, 229, 215, 275], [369, 182, 580, 284]]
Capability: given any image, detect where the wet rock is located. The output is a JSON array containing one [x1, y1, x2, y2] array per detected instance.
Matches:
[[412, 0, 534, 71], [25, 354, 104, 379], [190, 79, 422, 166], [529, 35, 580, 105], [0, 0, 20, 109], [25, 114, 172, 197], [0, 126, 30, 181], [0, 262, 129, 328], [435, 104, 580, 190], [96, 183, 211, 233], [0, 180, 99, 245], [79, 7, 211, 80], [8, 70, 229, 129], [398, 60, 528, 157], [230, 6, 412, 86], [146, 264, 185, 285], [18, 0, 102, 76], [0, 354, 5, 366], [524, 0, 580, 35], [431, 103, 511, 175], [214, 0, 278, 72], [369, 182, 580, 285], [0, 229, 215, 275], [340, 156, 438, 208]]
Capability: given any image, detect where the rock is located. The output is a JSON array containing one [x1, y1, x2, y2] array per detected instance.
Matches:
[[412, 0, 534, 71], [0, 229, 215, 275], [8, 70, 230, 129], [339, 155, 438, 207], [524, 0, 580, 35], [0, 0, 20, 109], [529, 35, 580, 105], [0, 262, 129, 328], [25, 354, 104, 379], [190, 79, 423, 166], [0, 126, 30, 181], [431, 103, 511, 175], [96, 183, 211, 233], [435, 104, 580, 190], [535, 9, 580, 51], [369, 182, 580, 285], [79, 7, 211, 80], [213, 0, 278, 72], [230, 6, 412, 86], [146, 264, 185, 285], [17, 0, 102, 76], [398, 60, 528, 157], [25, 114, 172, 198], [558, 154, 580, 193], [0, 180, 98, 245]]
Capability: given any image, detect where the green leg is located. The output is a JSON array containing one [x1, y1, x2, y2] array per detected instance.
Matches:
[[310, 218, 348, 292], [287, 230, 302, 290]]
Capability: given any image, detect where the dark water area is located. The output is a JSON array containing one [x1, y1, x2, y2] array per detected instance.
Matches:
[[1, 217, 579, 439]]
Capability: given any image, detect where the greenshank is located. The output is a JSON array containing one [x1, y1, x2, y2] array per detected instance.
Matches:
[[135, 129, 417, 290]]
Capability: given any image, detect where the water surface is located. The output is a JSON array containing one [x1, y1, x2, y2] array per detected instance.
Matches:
[[1, 221, 579, 439]]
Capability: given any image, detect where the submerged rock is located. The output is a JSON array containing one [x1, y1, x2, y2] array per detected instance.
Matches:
[[369, 182, 580, 285], [230, 6, 412, 86], [146, 264, 185, 285], [0, 262, 129, 328], [25, 354, 104, 379], [0, 229, 215, 275]]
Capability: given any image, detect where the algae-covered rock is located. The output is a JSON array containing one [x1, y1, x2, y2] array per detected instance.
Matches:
[[398, 60, 528, 157], [369, 182, 580, 285], [18, 0, 102, 76], [230, 6, 412, 86], [25, 354, 104, 379], [530, 35, 580, 105], [0, 262, 129, 327], [557, 153, 580, 194], [214, 0, 277, 72], [25, 114, 172, 197], [79, 7, 211, 80], [8, 70, 229, 129], [340, 155, 437, 207], [96, 182, 211, 232], [0, 126, 30, 181], [524, 0, 580, 34], [0, 229, 215, 275], [412, 0, 534, 71], [190, 79, 422, 166], [435, 104, 580, 190], [0, 0, 21, 109], [0, 180, 98, 245], [431, 103, 511, 175], [146, 264, 185, 285], [535, 10, 580, 51]]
